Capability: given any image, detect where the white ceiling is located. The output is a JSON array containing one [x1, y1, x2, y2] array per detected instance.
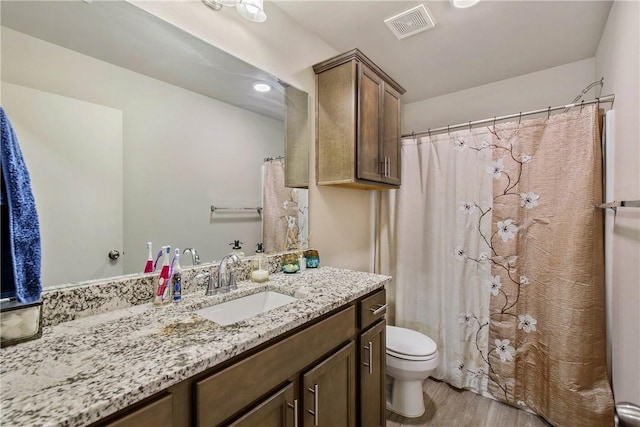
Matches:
[[1, 0, 288, 121], [273, 0, 613, 103]]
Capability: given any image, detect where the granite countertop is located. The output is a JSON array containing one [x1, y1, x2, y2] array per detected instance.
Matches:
[[0, 267, 390, 427]]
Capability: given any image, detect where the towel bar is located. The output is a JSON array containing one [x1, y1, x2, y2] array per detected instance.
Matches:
[[597, 200, 640, 209], [211, 206, 263, 214]]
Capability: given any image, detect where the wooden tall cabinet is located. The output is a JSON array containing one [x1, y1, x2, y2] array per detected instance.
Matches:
[[313, 49, 405, 189]]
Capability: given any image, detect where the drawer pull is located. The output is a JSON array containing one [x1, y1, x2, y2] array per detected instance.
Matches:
[[363, 341, 373, 374], [307, 384, 319, 426], [369, 303, 387, 316], [287, 399, 299, 427]]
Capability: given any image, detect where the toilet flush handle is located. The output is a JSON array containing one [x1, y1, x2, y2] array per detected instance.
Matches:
[[369, 304, 387, 316]]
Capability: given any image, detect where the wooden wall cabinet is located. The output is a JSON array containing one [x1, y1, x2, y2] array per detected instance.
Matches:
[[313, 49, 405, 190], [284, 85, 310, 189]]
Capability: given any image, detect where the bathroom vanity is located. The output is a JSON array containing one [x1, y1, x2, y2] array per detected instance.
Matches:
[[0, 267, 390, 427]]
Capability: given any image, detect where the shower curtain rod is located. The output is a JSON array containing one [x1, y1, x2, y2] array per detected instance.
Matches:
[[402, 94, 615, 139]]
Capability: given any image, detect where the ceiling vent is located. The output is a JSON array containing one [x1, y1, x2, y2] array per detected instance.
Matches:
[[384, 4, 436, 40]]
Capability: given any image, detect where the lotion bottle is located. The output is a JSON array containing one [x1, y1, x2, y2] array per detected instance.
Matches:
[[229, 240, 245, 258], [251, 243, 269, 283]]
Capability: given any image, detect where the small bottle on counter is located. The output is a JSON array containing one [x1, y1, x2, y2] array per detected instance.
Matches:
[[171, 249, 182, 303], [229, 240, 245, 259], [304, 249, 320, 268], [251, 243, 270, 283], [153, 246, 172, 306], [281, 253, 300, 274]]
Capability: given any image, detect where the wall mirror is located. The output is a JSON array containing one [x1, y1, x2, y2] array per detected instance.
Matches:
[[1, 0, 310, 288]]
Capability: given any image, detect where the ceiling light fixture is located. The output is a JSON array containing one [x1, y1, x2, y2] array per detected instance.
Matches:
[[253, 82, 271, 93], [451, 0, 480, 8], [237, 0, 267, 23], [202, 0, 267, 23]]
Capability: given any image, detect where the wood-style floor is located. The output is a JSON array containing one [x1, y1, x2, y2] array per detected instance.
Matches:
[[386, 379, 552, 427]]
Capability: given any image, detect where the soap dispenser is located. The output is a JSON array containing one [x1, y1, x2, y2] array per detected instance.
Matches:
[[229, 240, 245, 258], [251, 243, 270, 283]]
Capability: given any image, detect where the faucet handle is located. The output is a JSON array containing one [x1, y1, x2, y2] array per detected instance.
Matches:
[[197, 272, 219, 296], [195, 272, 208, 285]]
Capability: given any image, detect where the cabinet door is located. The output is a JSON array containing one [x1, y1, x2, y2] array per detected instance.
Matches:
[[303, 342, 356, 427], [360, 321, 386, 427], [357, 63, 384, 183], [228, 383, 296, 427], [381, 84, 401, 186]]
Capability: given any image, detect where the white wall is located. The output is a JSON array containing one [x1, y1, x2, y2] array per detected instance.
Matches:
[[131, 1, 375, 272], [2, 83, 124, 286], [595, 0, 640, 405], [403, 58, 596, 132], [1, 27, 284, 282]]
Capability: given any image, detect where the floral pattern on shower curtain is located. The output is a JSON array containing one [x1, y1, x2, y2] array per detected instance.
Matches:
[[379, 104, 614, 427], [262, 159, 308, 252], [484, 105, 613, 426], [378, 127, 495, 395]]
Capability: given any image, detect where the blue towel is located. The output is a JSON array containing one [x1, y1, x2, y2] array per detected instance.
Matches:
[[1, 107, 42, 303]]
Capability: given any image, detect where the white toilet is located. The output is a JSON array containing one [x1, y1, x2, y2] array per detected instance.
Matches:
[[386, 325, 439, 418]]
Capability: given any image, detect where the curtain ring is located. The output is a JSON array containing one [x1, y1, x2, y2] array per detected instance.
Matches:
[[493, 116, 496, 130], [518, 112, 522, 125], [447, 125, 450, 135], [547, 106, 551, 119], [468, 121, 472, 132], [580, 100, 585, 113], [596, 97, 600, 110], [428, 128, 432, 138]]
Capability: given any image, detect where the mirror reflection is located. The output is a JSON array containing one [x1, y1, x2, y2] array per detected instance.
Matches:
[[0, 0, 309, 288]]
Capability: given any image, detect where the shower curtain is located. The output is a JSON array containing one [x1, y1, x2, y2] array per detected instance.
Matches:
[[378, 104, 614, 427], [262, 159, 308, 252]]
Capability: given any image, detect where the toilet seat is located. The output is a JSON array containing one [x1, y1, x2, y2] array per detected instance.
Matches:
[[386, 325, 437, 361]]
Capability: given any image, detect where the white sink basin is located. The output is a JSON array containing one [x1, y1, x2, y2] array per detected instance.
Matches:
[[195, 291, 298, 326]]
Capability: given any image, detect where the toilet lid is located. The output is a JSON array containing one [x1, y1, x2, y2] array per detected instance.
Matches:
[[386, 325, 437, 358]]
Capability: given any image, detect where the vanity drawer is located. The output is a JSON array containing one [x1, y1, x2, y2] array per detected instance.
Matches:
[[359, 289, 386, 329], [195, 305, 356, 426], [103, 393, 172, 427]]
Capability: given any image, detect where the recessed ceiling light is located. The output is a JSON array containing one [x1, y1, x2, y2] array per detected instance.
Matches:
[[451, 0, 480, 8], [253, 82, 271, 93]]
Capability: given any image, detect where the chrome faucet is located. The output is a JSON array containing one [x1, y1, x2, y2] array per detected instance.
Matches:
[[183, 248, 200, 266], [217, 254, 241, 293]]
